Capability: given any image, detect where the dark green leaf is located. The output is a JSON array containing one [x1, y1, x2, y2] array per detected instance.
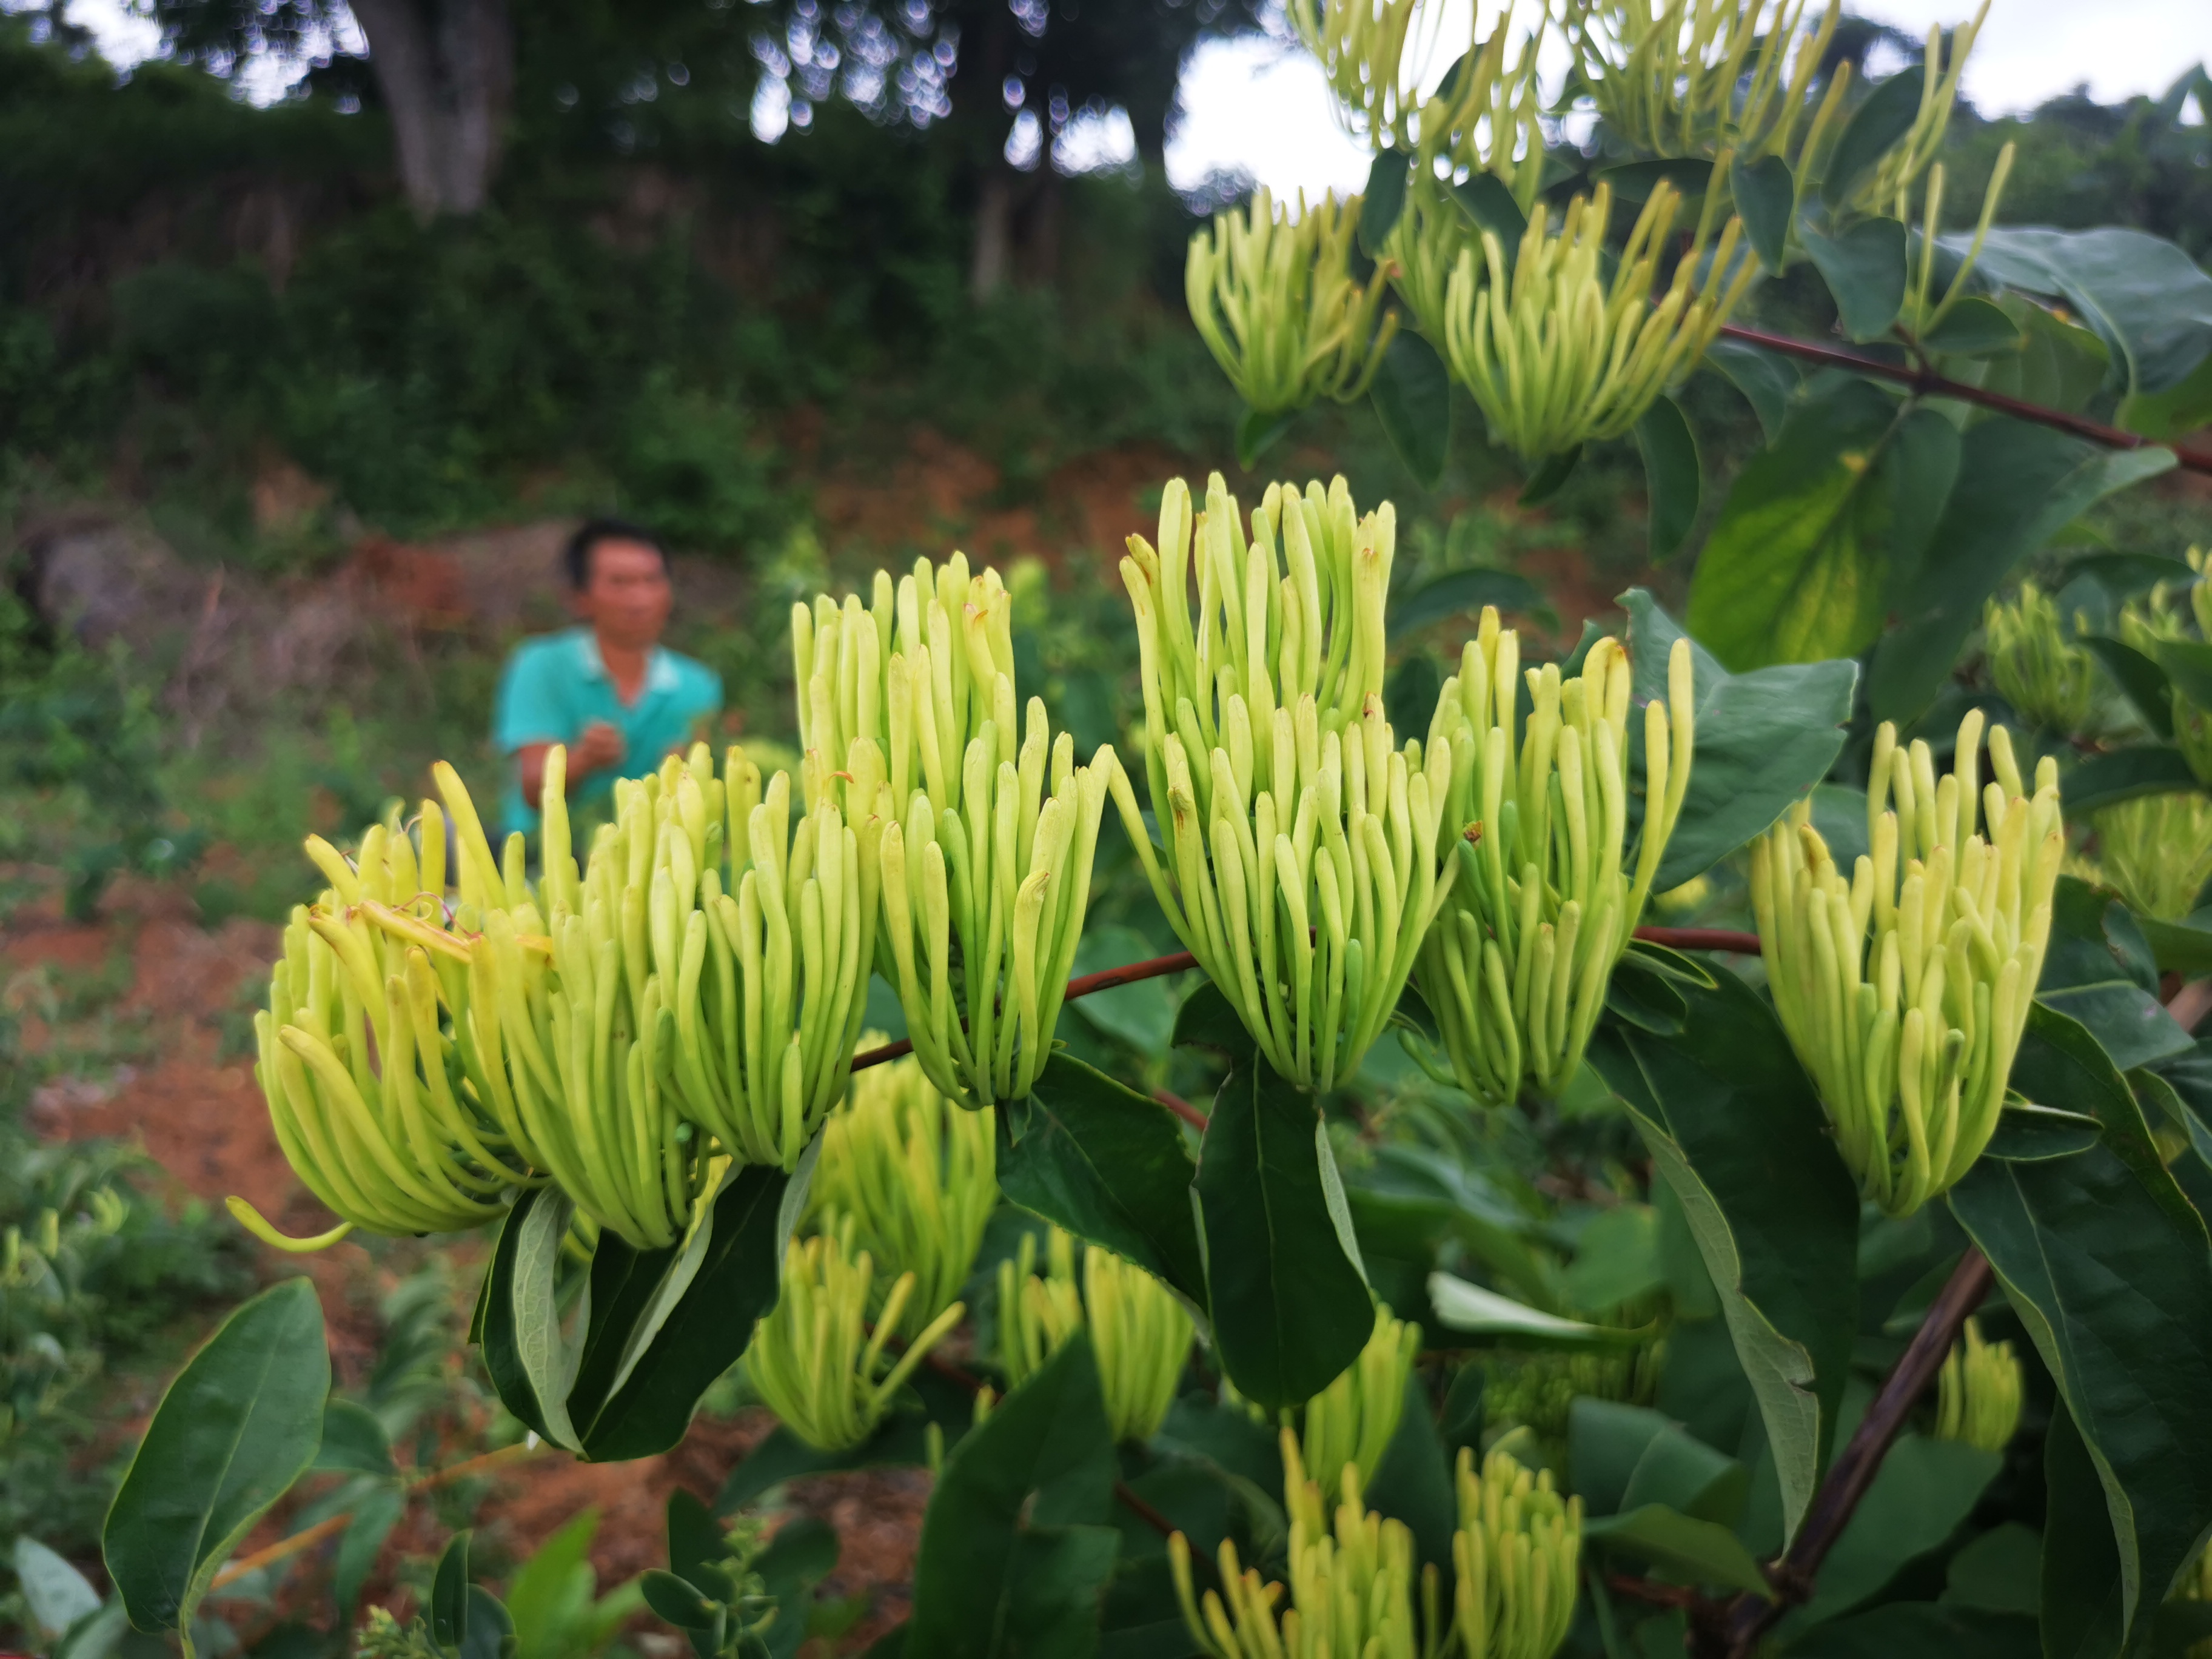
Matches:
[[333, 1485, 404, 1623], [1587, 967, 1860, 1543], [102, 1278, 329, 1647], [1985, 1104, 2103, 1161], [2035, 880, 2193, 1071], [2133, 1066, 2212, 1232], [1519, 446, 1581, 506], [1358, 150, 1410, 256], [1447, 173, 1529, 247], [1973, 295, 2113, 415], [1370, 331, 1450, 489], [430, 1531, 472, 1654], [642, 1571, 720, 1632], [1569, 1399, 1672, 1516], [1784, 1437, 2000, 1631], [1195, 1050, 1374, 1410], [1598, 157, 1715, 201], [1942, 1521, 2041, 1615], [1732, 154, 1793, 272], [1603, 953, 1687, 1035], [1822, 73, 1926, 207], [1581, 1506, 1771, 1595], [907, 1335, 1119, 1659], [2140, 914, 2212, 977], [1635, 395, 1701, 563], [1953, 227, 2212, 398], [2150, 637, 2212, 710], [2041, 1400, 2125, 1659], [1703, 338, 1801, 442], [461, 1587, 511, 1659], [313, 1398, 395, 1476], [1171, 979, 1253, 1056], [2121, 350, 2212, 440], [1070, 925, 1183, 1055], [1235, 407, 1293, 471], [1686, 381, 1954, 668], [2080, 636, 2174, 738], [1919, 298, 2023, 357], [478, 1188, 561, 1447], [1868, 420, 2176, 724], [717, 1389, 968, 1514], [2063, 551, 2195, 602], [1361, 1372, 1458, 1580], [666, 1490, 724, 1589], [1783, 1601, 2039, 1659], [999, 1052, 1205, 1306], [754, 1514, 839, 1586], [1950, 1139, 2212, 1657], [1561, 1204, 1667, 1315], [1802, 218, 1909, 341], [2062, 745, 2200, 814], [1621, 589, 1859, 888], [1391, 567, 1553, 635]]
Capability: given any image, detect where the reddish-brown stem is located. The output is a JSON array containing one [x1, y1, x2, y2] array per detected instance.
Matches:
[[1635, 927, 1762, 955], [1154, 1088, 1208, 1130], [1717, 323, 2212, 477]]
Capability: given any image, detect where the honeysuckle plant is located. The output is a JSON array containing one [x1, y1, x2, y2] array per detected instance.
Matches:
[[98, 4, 2212, 1656]]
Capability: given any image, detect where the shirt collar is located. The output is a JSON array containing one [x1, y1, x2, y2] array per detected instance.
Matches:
[[575, 629, 679, 695]]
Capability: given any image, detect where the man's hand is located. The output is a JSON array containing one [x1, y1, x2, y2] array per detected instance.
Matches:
[[573, 720, 626, 778]]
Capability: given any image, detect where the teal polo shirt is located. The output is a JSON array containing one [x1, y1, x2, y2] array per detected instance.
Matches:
[[492, 628, 722, 836]]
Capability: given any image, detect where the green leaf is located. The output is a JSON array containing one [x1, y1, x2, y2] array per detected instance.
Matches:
[[1359, 150, 1410, 256], [101, 1278, 329, 1648], [1171, 979, 1252, 1055], [1949, 1139, 2212, 1658], [1919, 298, 2023, 358], [1984, 1104, 2102, 1162], [429, 1530, 472, 1654], [1635, 395, 1701, 563], [642, 1570, 720, 1632], [1972, 295, 2113, 416], [1942, 1521, 2041, 1616], [2042, 1399, 2125, 1659], [1001, 1052, 1205, 1305], [1587, 967, 1860, 1545], [1781, 1602, 2040, 1659], [1621, 589, 1859, 889], [1732, 154, 1793, 272], [1822, 72, 1926, 207], [1361, 1372, 1458, 1579], [505, 1511, 605, 1659], [907, 1335, 1120, 1659], [2080, 637, 2174, 738], [1686, 381, 1956, 668], [1953, 226, 2212, 398], [2120, 350, 2212, 441], [1703, 338, 1800, 442], [1370, 330, 1450, 489], [1784, 1437, 2001, 1631], [13, 1538, 102, 1640], [1803, 218, 1909, 341], [1868, 420, 2176, 724], [2062, 746, 2200, 814], [2150, 637, 2212, 710], [717, 1372, 977, 1513], [313, 1398, 395, 1476], [478, 1187, 578, 1449], [1561, 1204, 1667, 1315], [1598, 157, 1715, 202], [461, 1586, 514, 1659], [1195, 1051, 1374, 1410], [2140, 914, 2212, 977], [333, 1484, 405, 1622], [1581, 1506, 1771, 1595], [1071, 924, 1183, 1055], [1426, 1274, 1646, 1349], [1518, 446, 1581, 506], [1391, 567, 1553, 636], [2035, 880, 2193, 1072], [1447, 173, 1528, 247], [1236, 407, 1293, 471]]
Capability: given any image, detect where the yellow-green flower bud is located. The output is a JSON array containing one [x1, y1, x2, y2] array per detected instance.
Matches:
[[1441, 181, 1754, 462], [1113, 475, 1450, 1089], [1934, 1316, 2022, 1453], [1751, 711, 2064, 1216], [2091, 792, 2212, 922], [1186, 189, 1398, 418], [1418, 611, 1695, 1108], [807, 1046, 995, 1341], [745, 1220, 964, 1453], [1451, 1447, 1583, 1659], [1983, 580, 2096, 732], [997, 1226, 1193, 1443], [2121, 563, 2212, 786], [1299, 1306, 1420, 1500]]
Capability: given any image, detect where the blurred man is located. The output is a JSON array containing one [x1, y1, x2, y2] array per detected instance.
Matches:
[[493, 518, 722, 839]]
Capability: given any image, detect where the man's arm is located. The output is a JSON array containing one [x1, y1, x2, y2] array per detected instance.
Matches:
[[515, 723, 625, 806]]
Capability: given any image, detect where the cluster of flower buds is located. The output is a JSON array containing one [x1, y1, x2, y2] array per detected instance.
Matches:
[[1171, 1430, 1437, 1659], [1934, 1317, 2023, 1453], [2092, 793, 2212, 923], [1116, 476, 1452, 1090], [806, 1046, 994, 1342], [1751, 712, 2064, 1216], [1983, 580, 2096, 732], [796, 554, 1116, 1108], [997, 1225, 1193, 1444], [746, 1219, 964, 1453], [1452, 1448, 1583, 1659], [1299, 1307, 1419, 1500], [2120, 552, 2212, 786], [1418, 614, 1694, 1108], [1443, 180, 1754, 462], [1826, 2, 1988, 215], [1185, 189, 1398, 418]]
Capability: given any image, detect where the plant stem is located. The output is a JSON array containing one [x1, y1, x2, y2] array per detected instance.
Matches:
[[1717, 323, 2212, 477]]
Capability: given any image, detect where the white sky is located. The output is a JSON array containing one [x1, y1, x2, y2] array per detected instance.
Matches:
[[48, 0, 2212, 199]]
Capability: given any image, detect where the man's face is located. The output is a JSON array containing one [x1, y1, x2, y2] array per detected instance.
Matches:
[[578, 538, 673, 649]]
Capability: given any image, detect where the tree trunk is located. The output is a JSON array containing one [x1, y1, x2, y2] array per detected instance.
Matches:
[[347, 0, 514, 220], [970, 170, 1014, 302]]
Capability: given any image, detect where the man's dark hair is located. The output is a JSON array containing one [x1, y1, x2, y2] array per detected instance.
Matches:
[[563, 518, 670, 589]]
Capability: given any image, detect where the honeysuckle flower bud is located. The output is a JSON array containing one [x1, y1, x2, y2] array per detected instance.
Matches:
[[2120, 560, 2212, 786], [1417, 611, 1694, 1108], [807, 1046, 994, 1341], [1114, 475, 1452, 1090], [2091, 793, 2212, 923], [997, 1225, 1193, 1443], [1187, 189, 1399, 418], [1299, 1307, 1420, 1500], [1751, 711, 2064, 1217], [1443, 180, 1754, 462], [1452, 1447, 1583, 1659], [1171, 1430, 1438, 1659], [1983, 580, 2096, 732], [1934, 1316, 2022, 1453], [746, 1219, 964, 1453]]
